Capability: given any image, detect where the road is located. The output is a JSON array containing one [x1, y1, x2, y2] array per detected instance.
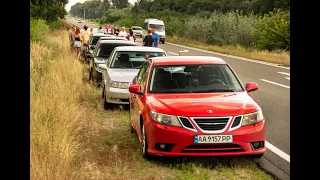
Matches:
[[71, 19, 290, 180]]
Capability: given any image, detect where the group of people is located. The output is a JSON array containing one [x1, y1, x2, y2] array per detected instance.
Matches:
[[69, 25, 91, 60], [68, 24, 161, 60]]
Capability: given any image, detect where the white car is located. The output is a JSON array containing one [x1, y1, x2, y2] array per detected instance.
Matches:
[[98, 46, 167, 109], [78, 19, 82, 23], [131, 26, 143, 38]]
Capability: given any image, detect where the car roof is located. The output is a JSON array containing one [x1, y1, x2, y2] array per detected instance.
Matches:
[[150, 56, 227, 66], [99, 36, 126, 40], [99, 40, 137, 45], [92, 33, 114, 37], [114, 46, 166, 52], [132, 26, 142, 28]]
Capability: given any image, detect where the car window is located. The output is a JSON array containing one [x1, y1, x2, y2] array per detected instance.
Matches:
[[93, 42, 100, 57], [148, 64, 244, 93], [132, 27, 142, 30], [96, 43, 136, 58], [137, 61, 151, 92], [110, 51, 166, 69], [107, 49, 116, 67]]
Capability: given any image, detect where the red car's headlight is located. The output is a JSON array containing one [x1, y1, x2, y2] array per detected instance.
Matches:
[[241, 109, 264, 126], [150, 111, 182, 127]]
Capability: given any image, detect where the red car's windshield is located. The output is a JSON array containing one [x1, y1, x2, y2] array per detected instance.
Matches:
[[148, 64, 244, 93]]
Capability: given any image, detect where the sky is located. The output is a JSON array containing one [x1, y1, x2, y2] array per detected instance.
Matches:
[[65, 0, 138, 12]]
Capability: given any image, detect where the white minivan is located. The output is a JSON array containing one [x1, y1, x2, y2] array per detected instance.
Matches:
[[142, 18, 166, 44]]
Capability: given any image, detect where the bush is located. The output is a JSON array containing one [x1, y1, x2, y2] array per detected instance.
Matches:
[[30, 18, 49, 42], [254, 9, 290, 51]]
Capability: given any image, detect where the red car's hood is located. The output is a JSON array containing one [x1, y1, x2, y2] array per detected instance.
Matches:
[[147, 92, 260, 117]]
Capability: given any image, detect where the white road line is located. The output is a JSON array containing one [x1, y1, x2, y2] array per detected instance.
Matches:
[[285, 77, 290, 80], [278, 72, 290, 76], [265, 141, 290, 163], [169, 52, 179, 55], [260, 79, 290, 89], [166, 42, 290, 70]]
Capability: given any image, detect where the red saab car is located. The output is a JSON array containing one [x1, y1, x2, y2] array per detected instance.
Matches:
[[128, 56, 266, 159]]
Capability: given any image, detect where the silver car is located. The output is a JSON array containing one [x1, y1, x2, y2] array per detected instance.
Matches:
[[98, 46, 167, 109]]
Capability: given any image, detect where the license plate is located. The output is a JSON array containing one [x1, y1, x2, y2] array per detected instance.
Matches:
[[194, 135, 233, 144]]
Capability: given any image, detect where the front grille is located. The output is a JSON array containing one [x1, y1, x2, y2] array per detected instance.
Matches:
[[192, 117, 230, 131], [182, 144, 244, 153], [179, 117, 194, 130], [231, 116, 242, 128], [120, 98, 129, 102]]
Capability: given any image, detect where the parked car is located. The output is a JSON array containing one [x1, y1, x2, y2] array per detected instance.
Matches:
[[98, 46, 167, 109], [86, 33, 115, 59], [88, 40, 137, 87], [131, 26, 143, 38], [78, 19, 82, 23], [97, 36, 128, 44], [128, 56, 266, 159]]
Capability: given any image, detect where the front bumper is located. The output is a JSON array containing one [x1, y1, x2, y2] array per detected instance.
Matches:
[[105, 87, 129, 105], [145, 119, 266, 157]]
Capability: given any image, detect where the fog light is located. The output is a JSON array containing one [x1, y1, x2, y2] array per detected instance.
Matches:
[[155, 143, 175, 152], [250, 141, 264, 150]]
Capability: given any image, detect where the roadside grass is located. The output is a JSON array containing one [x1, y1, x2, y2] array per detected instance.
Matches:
[[167, 35, 290, 66], [31, 24, 272, 180]]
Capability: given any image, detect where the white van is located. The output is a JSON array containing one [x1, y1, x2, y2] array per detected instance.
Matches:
[[142, 18, 166, 44]]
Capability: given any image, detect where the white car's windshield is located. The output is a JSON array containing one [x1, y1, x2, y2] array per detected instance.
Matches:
[[149, 24, 164, 31], [148, 64, 244, 93], [111, 51, 166, 69]]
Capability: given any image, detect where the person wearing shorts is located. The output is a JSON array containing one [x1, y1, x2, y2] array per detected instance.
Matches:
[[81, 26, 90, 61]]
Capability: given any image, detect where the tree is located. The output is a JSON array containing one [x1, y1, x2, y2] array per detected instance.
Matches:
[[111, 0, 128, 9]]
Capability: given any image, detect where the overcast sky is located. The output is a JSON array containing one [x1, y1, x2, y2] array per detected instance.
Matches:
[[65, 0, 138, 12]]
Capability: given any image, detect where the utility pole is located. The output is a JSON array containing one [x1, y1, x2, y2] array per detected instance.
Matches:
[[84, 9, 85, 21]]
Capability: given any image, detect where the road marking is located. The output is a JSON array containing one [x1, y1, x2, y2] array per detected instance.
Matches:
[[260, 79, 290, 89], [265, 141, 290, 163], [166, 42, 290, 70], [278, 72, 290, 76], [285, 77, 290, 80], [169, 52, 179, 55]]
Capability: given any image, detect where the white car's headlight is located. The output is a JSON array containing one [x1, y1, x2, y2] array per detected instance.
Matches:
[[150, 111, 182, 127], [241, 109, 264, 126], [110, 81, 129, 89]]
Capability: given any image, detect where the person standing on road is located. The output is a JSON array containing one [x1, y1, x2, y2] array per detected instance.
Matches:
[[118, 26, 127, 37], [151, 28, 160, 48], [142, 29, 154, 47], [113, 25, 120, 36], [69, 26, 76, 49], [74, 27, 82, 60], [80, 26, 90, 61], [126, 28, 136, 42]]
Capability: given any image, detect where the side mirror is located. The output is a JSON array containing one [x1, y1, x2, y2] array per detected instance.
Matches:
[[245, 82, 258, 92], [97, 64, 108, 71], [129, 85, 143, 95]]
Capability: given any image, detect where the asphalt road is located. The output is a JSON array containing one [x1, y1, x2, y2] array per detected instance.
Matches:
[[70, 19, 290, 180]]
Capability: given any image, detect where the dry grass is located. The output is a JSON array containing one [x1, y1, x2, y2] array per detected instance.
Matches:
[[30, 26, 272, 180], [167, 35, 290, 66]]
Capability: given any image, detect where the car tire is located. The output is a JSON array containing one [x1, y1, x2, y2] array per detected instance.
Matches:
[[129, 108, 135, 134], [253, 154, 264, 158], [142, 124, 151, 159], [103, 89, 113, 110], [101, 83, 105, 98], [89, 67, 93, 81]]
